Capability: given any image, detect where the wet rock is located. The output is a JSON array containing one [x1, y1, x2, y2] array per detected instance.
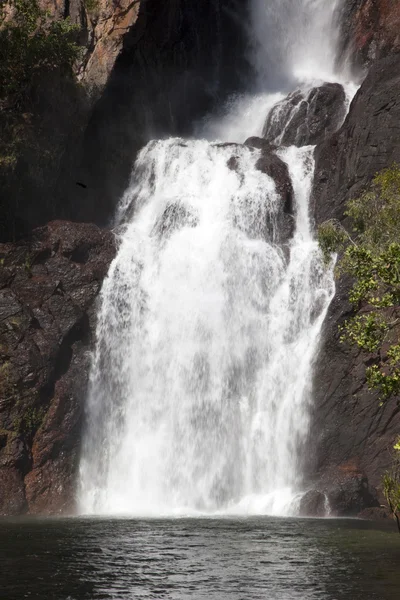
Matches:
[[298, 490, 327, 517], [320, 463, 380, 517], [244, 136, 293, 214], [226, 137, 294, 244], [358, 506, 392, 521], [314, 54, 400, 225], [244, 137, 277, 152], [0, 431, 30, 516], [0, 221, 115, 515], [152, 203, 199, 239], [254, 151, 293, 215], [227, 156, 240, 171], [263, 84, 346, 147], [337, 0, 400, 75]]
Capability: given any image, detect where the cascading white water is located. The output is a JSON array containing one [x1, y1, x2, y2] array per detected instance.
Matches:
[[79, 0, 352, 516], [79, 140, 334, 515], [250, 0, 343, 86]]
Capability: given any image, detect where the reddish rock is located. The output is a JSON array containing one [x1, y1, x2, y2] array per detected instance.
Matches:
[[0, 431, 30, 515], [0, 221, 115, 515], [34, 0, 142, 92], [339, 0, 400, 73]]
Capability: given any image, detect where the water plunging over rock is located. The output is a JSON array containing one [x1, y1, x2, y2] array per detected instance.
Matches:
[[79, 139, 334, 516], [263, 84, 347, 147]]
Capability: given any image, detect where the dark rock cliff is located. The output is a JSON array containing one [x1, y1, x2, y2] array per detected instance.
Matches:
[[338, 0, 400, 76], [79, 0, 251, 228], [308, 53, 400, 516], [0, 221, 115, 515], [263, 84, 347, 148], [1, 0, 250, 242], [314, 54, 400, 225]]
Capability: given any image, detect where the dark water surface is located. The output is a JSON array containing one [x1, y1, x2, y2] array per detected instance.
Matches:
[[0, 517, 399, 600]]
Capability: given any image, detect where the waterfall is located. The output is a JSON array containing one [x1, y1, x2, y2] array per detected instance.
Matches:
[[250, 0, 343, 87], [79, 0, 351, 516]]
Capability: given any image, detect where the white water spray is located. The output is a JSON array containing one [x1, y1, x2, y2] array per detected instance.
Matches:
[[79, 0, 351, 516]]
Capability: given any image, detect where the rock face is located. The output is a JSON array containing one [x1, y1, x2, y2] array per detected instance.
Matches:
[[0, 221, 115, 515], [1, 1, 142, 243], [298, 490, 327, 517], [263, 84, 347, 148], [79, 0, 251, 230], [310, 53, 400, 513], [1, 0, 251, 243], [36, 1, 141, 92], [338, 0, 400, 74], [314, 54, 400, 224], [224, 137, 294, 244]]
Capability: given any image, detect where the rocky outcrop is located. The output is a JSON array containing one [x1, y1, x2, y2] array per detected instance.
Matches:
[[79, 0, 251, 230], [1, 1, 142, 242], [0, 221, 115, 515], [36, 1, 141, 92], [338, 0, 400, 75], [224, 137, 294, 244], [4, 1, 141, 96], [299, 490, 327, 517], [310, 53, 400, 514], [1, 0, 250, 242], [313, 54, 400, 225], [300, 463, 381, 518], [263, 84, 347, 148], [75, 0, 141, 92]]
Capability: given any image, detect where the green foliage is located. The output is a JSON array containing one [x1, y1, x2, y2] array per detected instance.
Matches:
[[366, 365, 400, 401], [0, 0, 80, 171], [317, 219, 349, 264], [0, 361, 17, 400], [0, 0, 80, 107], [12, 405, 45, 437], [318, 165, 400, 401], [383, 441, 400, 533], [340, 313, 389, 353], [83, 0, 99, 12]]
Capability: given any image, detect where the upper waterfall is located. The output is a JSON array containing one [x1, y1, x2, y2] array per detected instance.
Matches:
[[79, 0, 351, 516], [250, 0, 343, 88]]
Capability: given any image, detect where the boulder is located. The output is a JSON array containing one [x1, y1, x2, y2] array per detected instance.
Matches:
[[224, 138, 294, 244], [152, 203, 199, 239], [263, 84, 346, 147], [246, 137, 293, 215], [319, 463, 380, 517], [298, 490, 327, 517], [0, 221, 115, 515], [245, 137, 294, 243]]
